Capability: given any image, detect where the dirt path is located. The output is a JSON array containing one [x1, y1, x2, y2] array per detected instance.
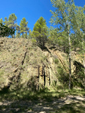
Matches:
[[0, 95, 85, 113]]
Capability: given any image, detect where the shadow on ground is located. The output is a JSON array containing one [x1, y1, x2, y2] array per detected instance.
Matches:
[[0, 88, 85, 113]]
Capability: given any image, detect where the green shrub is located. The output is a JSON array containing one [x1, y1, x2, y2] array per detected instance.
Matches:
[[71, 66, 84, 89], [32, 38, 37, 45], [54, 58, 59, 64], [57, 66, 69, 88]]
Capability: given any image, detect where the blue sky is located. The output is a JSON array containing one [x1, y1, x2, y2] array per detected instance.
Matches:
[[0, 0, 85, 31]]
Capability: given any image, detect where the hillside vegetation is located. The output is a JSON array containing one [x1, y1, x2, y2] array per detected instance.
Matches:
[[0, 37, 85, 113], [0, 37, 84, 92], [0, 0, 85, 112]]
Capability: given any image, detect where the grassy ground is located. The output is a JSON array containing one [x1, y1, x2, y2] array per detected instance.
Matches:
[[0, 88, 85, 113], [0, 87, 85, 101]]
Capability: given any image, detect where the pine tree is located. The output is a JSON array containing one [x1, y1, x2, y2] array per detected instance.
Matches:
[[28, 30, 33, 39], [8, 13, 17, 38], [16, 25, 20, 38], [20, 17, 29, 38], [33, 16, 48, 48]]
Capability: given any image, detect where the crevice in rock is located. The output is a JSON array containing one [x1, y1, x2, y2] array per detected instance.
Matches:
[[21, 50, 27, 65]]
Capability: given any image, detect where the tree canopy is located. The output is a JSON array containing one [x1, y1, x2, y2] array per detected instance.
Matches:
[[0, 23, 15, 37], [33, 16, 48, 48], [20, 17, 29, 38]]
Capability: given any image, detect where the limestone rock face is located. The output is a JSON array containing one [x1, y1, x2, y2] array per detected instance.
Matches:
[[0, 37, 84, 91], [0, 38, 58, 91]]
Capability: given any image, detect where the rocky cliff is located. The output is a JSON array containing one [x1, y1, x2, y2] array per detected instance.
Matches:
[[0, 37, 84, 91], [0, 37, 61, 91]]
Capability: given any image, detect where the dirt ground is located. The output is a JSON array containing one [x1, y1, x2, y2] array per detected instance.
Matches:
[[0, 95, 85, 113]]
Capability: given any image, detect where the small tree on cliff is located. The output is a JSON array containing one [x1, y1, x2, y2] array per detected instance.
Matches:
[[33, 17, 48, 48]]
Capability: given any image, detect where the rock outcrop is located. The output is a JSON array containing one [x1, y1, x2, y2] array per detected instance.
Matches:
[[0, 37, 84, 91], [0, 37, 59, 91]]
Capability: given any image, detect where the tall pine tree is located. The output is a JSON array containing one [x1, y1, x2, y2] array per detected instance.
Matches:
[[16, 25, 20, 38], [33, 17, 48, 48], [20, 17, 29, 38], [8, 13, 17, 38]]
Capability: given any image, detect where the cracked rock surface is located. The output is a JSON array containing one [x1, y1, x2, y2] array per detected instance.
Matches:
[[0, 37, 58, 91]]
